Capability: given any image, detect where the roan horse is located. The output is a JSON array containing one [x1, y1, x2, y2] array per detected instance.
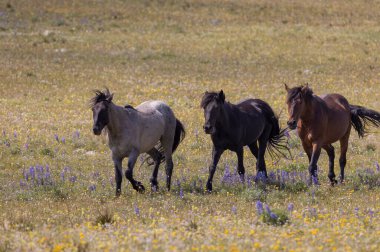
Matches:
[[91, 89, 185, 196], [201, 90, 289, 192], [285, 84, 380, 185]]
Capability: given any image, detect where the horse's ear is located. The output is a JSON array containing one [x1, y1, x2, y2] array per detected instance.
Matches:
[[301, 83, 312, 96], [107, 93, 114, 102], [218, 90, 225, 103], [284, 83, 290, 92]]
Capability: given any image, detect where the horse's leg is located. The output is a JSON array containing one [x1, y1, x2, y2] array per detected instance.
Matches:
[[236, 147, 245, 182], [113, 156, 123, 197], [309, 143, 322, 185], [339, 129, 350, 183], [323, 144, 337, 185], [206, 146, 224, 192], [248, 142, 259, 172], [147, 148, 162, 191], [257, 130, 271, 177], [125, 148, 145, 193], [301, 140, 312, 162]]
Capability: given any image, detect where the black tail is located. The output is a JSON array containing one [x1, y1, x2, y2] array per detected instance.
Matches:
[[172, 119, 186, 153], [259, 102, 290, 159], [350, 105, 380, 138]]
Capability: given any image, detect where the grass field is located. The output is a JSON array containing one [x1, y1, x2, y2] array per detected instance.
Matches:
[[1, 0, 380, 251]]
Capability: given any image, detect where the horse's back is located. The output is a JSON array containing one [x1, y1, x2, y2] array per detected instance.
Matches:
[[319, 93, 351, 141]]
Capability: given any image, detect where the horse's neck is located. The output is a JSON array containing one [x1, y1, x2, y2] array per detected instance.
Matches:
[[106, 103, 129, 137], [300, 96, 320, 123], [216, 103, 233, 132]]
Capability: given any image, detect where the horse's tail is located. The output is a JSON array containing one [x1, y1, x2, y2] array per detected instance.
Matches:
[[260, 102, 290, 160], [350, 105, 380, 138], [172, 118, 186, 153]]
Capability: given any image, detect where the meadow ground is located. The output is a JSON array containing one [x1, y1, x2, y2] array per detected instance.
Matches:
[[1, 0, 380, 251]]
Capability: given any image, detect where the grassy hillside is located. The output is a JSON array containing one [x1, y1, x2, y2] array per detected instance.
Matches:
[[0, 0, 379, 251]]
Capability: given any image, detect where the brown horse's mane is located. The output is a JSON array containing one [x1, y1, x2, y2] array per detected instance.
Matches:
[[90, 88, 112, 108], [286, 85, 314, 103]]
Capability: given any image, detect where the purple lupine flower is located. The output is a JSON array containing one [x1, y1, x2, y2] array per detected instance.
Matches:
[[20, 179, 27, 188], [54, 134, 59, 142], [256, 201, 264, 215], [288, 203, 294, 212], [375, 162, 380, 172], [180, 188, 184, 199], [64, 166, 70, 173], [13, 131, 17, 138], [24, 143, 29, 150], [247, 177, 252, 187], [134, 204, 140, 216], [176, 179, 181, 188], [270, 212, 278, 219], [232, 205, 237, 215], [265, 204, 271, 214], [61, 137, 65, 144], [74, 130, 80, 139], [89, 184, 96, 192], [312, 175, 319, 185], [29, 166, 35, 180], [5, 141, 10, 147], [69, 176, 77, 183], [354, 207, 359, 218], [60, 170, 65, 181]]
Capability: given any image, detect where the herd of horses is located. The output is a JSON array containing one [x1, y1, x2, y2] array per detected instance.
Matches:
[[91, 85, 380, 196]]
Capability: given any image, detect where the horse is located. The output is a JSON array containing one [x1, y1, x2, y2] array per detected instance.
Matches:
[[201, 90, 289, 192], [90, 88, 185, 196], [284, 84, 380, 185]]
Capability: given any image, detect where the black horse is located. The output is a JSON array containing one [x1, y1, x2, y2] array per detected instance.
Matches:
[[201, 90, 288, 191]]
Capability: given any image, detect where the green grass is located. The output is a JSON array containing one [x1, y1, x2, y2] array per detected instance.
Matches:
[[0, 0, 380, 251]]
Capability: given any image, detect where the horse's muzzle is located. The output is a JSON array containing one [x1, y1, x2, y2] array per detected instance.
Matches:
[[93, 127, 102, 135], [287, 120, 297, 130]]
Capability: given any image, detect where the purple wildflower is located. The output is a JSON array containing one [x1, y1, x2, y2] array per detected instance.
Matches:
[[54, 134, 59, 142], [29, 166, 35, 180], [265, 204, 271, 214], [368, 209, 374, 218], [284, 130, 290, 138], [312, 175, 319, 185], [61, 137, 65, 144], [180, 188, 184, 199], [24, 143, 29, 150], [5, 141, 10, 147], [232, 205, 237, 215], [134, 204, 140, 216], [354, 207, 359, 218], [375, 162, 380, 172], [74, 130, 80, 139], [69, 176, 77, 183], [13, 131, 17, 138], [20, 179, 27, 188], [109, 176, 114, 187], [288, 203, 294, 212], [89, 184, 96, 192], [270, 212, 278, 220], [2, 129, 5, 137], [256, 201, 264, 215], [60, 170, 65, 181]]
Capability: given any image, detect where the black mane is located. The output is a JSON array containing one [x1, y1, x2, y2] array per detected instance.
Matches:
[[90, 88, 112, 108], [286, 85, 313, 103], [201, 92, 219, 108]]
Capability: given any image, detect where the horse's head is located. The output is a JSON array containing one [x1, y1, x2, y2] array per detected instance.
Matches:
[[284, 83, 313, 130], [90, 89, 113, 135], [201, 90, 225, 134]]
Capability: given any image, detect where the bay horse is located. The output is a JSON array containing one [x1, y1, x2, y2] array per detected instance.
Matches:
[[91, 89, 185, 196], [285, 84, 380, 185], [201, 90, 289, 192]]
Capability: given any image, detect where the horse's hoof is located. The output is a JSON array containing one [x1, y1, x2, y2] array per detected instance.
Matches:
[[206, 183, 212, 192], [115, 191, 121, 197], [135, 182, 145, 193]]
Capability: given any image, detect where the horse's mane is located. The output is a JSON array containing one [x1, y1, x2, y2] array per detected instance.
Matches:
[[286, 85, 313, 103], [90, 88, 112, 108], [201, 92, 219, 108]]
